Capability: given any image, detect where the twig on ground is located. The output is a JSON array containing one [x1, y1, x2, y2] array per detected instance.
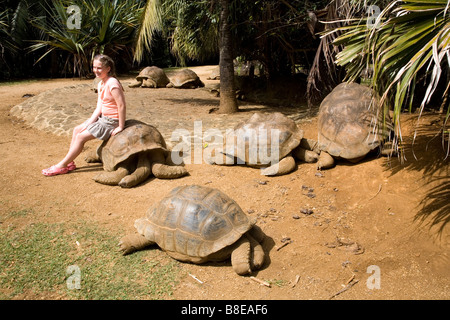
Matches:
[[369, 184, 382, 200], [250, 276, 271, 287], [328, 278, 359, 299], [276, 240, 292, 251], [291, 275, 300, 288], [188, 273, 204, 284]]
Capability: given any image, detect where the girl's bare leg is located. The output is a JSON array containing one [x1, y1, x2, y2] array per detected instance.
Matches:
[[55, 130, 95, 168], [70, 124, 87, 147]]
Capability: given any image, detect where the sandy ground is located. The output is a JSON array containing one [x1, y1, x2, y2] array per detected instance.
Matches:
[[0, 66, 449, 300]]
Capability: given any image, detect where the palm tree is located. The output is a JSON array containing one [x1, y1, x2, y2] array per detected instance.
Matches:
[[135, 0, 237, 113], [331, 0, 449, 154], [217, 0, 238, 113]]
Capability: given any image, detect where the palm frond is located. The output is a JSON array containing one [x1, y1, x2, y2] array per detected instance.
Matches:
[[333, 0, 450, 156], [163, 0, 219, 65], [133, 0, 163, 63], [0, 9, 17, 54], [29, 0, 144, 76], [29, 0, 91, 76], [306, 0, 387, 104]]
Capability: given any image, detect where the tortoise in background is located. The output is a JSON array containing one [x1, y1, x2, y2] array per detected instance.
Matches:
[[167, 69, 205, 89], [207, 66, 220, 80], [128, 66, 170, 88], [207, 112, 318, 176], [85, 119, 188, 188], [312, 82, 394, 169], [119, 185, 266, 275]]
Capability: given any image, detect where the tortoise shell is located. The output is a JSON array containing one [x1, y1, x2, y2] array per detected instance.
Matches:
[[318, 82, 388, 160], [136, 66, 170, 87], [99, 119, 168, 172], [134, 185, 251, 258], [168, 69, 204, 88], [222, 112, 304, 165], [207, 66, 220, 80]]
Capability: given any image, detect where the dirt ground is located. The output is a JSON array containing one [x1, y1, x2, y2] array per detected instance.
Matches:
[[0, 66, 449, 300]]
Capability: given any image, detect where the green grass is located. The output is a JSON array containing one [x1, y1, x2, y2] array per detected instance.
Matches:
[[7, 209, 33, 218], [267, 279, 288, 288], [0, 221, 181, 300]]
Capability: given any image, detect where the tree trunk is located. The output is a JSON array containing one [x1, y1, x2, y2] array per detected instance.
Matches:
[[218, 0, 238, 114]]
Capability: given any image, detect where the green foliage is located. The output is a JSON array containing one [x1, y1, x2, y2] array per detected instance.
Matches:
[[0, 0, 50, 78], [306, 0, 391, 104], [133, 0, 163, 63], [134, 0, 220, 65], [2, 0, 334, 79], [135, 0, 328, 74], [231, 0, 328, 77], [0, 221, 181, 299], [167, 1, 220, 65], [29, 0, 145, 77], [332, 0, 450, 150]]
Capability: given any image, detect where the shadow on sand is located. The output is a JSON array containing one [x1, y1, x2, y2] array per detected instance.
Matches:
[[383, 113, 449, 235]]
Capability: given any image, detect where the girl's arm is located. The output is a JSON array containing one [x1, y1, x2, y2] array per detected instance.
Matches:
[[80, 100, 102, 132], [110, 87, 126, 136], [86, 103, 102, 126]]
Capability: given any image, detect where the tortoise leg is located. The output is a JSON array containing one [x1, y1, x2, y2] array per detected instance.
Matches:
[[84, 150, 101, 163], [293, 138, 320, 163], [85, 142, 103, 163], [119, 153, 152, 188], [142, 79, 157, 88], [260, 155, 296, 176], [248, 224, 265, 242], [247, 225, 265, 270], [292, 146, 319, 163], [151, 150, 189, 179], [317, 151, 335, 170], [299, 138, 320, 154], [128, 80, 143, 88], [246, 234, 265, 270], [119, 233, 155, 255], [231, 236, 252, 275], [380, 141, 397, 157], [93, 165, 130, 185], [205, 148, 237, 166]]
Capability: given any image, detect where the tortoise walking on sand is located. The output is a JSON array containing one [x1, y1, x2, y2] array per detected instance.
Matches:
[[304, 82, 394, 169], [207, 112, 318, 176], [167, 69, 205, 89], [128, 66, 170, 88], [85, 119, 188, 188], [119, 185, 266, 276]]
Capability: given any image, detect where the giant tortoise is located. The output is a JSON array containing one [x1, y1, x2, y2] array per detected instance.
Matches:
[[85, 119, 188, 188], [207, 112, 318, 176], [167, 69, 204, 89], [313, 82, 393, 169], [128, 66, 170, 88], [119, 185, 266, 276]]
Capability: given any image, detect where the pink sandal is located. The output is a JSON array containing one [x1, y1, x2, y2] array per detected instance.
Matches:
[[67, 161, 76, 171], [42, 161, 76, 176], [42, 165, 69, 176]]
